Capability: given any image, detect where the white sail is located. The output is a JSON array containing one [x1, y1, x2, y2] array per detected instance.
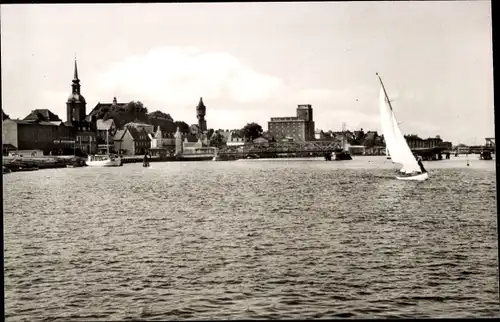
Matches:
[[378, 86, 420, 174], [379, 87, 400, 161], [389, 106, 420, 173]]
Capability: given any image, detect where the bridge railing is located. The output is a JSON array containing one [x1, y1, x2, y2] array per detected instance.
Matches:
[[485, 138, 495, 148], [219, 140, 342, 154]]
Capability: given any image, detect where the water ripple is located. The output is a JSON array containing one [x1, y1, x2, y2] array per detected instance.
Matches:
[[3, 157, 499, 320]]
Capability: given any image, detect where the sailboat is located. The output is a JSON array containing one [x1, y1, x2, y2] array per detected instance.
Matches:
[[377, 73, 428, 181], [85, 129, 122, 167]]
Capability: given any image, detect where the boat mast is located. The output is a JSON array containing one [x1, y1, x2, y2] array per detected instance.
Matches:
[[376, 73, 394, 111], [106, 129, 109, 155], [342, 122, 347, 151]]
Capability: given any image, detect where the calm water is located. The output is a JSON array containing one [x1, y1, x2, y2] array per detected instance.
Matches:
[[3, 156, 499, 320]]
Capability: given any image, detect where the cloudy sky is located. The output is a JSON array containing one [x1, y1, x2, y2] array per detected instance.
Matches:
[[1, 2, 493, 145]]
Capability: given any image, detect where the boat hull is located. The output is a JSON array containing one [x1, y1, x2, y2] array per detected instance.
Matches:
[[85, 159, 122, 167], [334, 151, 352, 160], [396, 172, 429, 181], [178, 156, 214, 162]]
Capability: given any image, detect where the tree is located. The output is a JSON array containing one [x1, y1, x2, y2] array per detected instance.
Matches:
[[209, 131, 226, 148], [123, 101, 148, 114], [100, 101, 149, 128], [96, 106, 110, 120], [148, 110, 173, 122], [207, 128, 215, 139], [241, 122, 263, 142], [355, 128, 365, 144], [148, 110, 176, 133], [174, 121, 190, 133], [90, 99, 193, 133]]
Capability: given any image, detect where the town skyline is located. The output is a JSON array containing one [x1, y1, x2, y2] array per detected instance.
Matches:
[[1, 2, 494, 145]]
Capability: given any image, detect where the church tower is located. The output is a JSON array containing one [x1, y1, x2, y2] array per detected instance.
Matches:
[[196, 97, 207, 132], [66, 59, 86, 123]]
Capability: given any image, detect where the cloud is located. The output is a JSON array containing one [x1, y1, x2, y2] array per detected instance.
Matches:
[[293, 86, 382, 131], [297, 89, 334, 101], [403, 121, 440, 137], [39, 89, 71, 120], [89, 47, 390, 133], [94, 46, 284, 106], [320, 109, 381, 132], [206, 108, 269, 131], [296, 86, 376, 104]]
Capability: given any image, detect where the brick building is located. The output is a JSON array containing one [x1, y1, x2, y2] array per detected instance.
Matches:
[[268, 104, 315, 142], [2, 118, 74, 154]]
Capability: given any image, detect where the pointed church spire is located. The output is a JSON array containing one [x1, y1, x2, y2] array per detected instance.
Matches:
[[73, 56, 79, 81], [70, 57, 81, 96], [67, 57, 84, 101], [67, 56, 86, 123]]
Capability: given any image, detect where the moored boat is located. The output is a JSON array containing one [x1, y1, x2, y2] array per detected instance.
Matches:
[[330, 122, 352, 161], [85, 128, 122, 167], [10, 166, 39, 172], [86, 154, 122, 167], [334, 150, 352, 161]]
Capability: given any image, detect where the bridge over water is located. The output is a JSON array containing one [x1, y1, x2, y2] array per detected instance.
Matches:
[[219, 141, 342, 158], [217, 138, 495, 160]]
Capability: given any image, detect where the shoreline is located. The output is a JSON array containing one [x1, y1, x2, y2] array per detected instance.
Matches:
[[2, 154, 217, 172], [3, 153, 494, 173]]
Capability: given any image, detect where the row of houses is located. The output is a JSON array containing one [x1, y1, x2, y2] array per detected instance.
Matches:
[[3, 108, 452, 157], [110, 125, 247, 156], [2, 60, 225, 156], [2, 106, 250, 157]]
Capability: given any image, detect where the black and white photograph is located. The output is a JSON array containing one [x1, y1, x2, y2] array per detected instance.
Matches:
[[2, 1, 497, 320]]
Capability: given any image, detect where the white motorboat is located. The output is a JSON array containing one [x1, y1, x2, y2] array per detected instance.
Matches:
[[86, 154, 122, 167], [85, 128, 122, 167]]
